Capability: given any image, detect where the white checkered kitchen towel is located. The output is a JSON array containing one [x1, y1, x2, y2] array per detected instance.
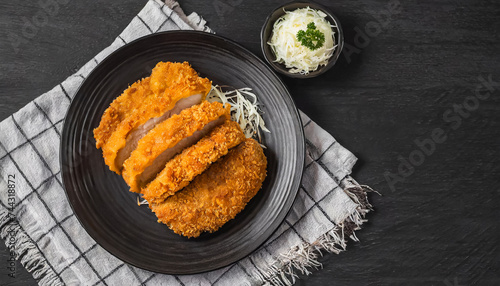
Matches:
[[0, 0, 374, 285]]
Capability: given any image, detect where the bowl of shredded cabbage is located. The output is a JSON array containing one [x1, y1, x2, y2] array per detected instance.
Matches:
[[261, 1, 343, 78]]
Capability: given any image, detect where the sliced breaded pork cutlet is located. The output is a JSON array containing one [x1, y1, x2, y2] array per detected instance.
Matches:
[[150, 138, 267, 238], [94, 77, 153, 149], [122, 101, 230, 193], [94, 62, 211, 174], [142, 120, 246, 204]]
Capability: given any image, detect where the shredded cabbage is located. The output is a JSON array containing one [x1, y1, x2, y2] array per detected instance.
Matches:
[[268, 7, 336, 74], [137, 197, 148, 205], [207, 85, 270, 144]]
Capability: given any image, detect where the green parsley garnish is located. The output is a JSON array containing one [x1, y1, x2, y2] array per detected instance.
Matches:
[[296, 22, 325, 51]]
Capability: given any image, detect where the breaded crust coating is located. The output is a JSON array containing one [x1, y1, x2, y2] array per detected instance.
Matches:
[[150, 61, 209, 97], [122, 101, 230, 193], [93, 77, 152, 149], [95, 62, 211, 174], [150, 138, 267, 238], [142, 120, 246, 204]]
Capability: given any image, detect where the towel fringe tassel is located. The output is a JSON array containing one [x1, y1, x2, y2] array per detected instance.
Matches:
[[261, 178, 377, 286], [0, 211, 63, 286]]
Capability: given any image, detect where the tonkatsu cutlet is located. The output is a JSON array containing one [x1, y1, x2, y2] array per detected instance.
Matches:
[[94, 62, 211, 174], [93, 60, 270, 239], [94, 77, 153, 149], [150, 138, 267, 238], [122, 101, 230, 193], [142, 120, 246, 204]]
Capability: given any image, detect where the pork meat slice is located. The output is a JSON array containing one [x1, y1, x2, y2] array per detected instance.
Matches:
[[114, 93, 203, 169], [94, 77, 153, 149], [150, 138, 267, 238], [122, 101, 230, 193], [142, 120, 246, 204], [97, 62, 212, 174]]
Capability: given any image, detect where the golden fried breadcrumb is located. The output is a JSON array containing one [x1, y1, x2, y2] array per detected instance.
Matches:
[[142, 120, 246, 204], [150, 61, 210, 97], [122, 101, 230, 193], [150, 138, 267, 238], [93, 77, 152, 149], [95, 62, 212, 174]]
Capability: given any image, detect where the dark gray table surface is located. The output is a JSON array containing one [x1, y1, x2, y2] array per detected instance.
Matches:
[[1, 0, 499, 285]]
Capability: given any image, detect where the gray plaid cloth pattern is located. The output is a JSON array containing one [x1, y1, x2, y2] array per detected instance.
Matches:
[[0, 1, 373, 285]]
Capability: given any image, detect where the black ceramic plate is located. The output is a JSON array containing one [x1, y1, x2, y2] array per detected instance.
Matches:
[[60, 31, 305, 274]]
